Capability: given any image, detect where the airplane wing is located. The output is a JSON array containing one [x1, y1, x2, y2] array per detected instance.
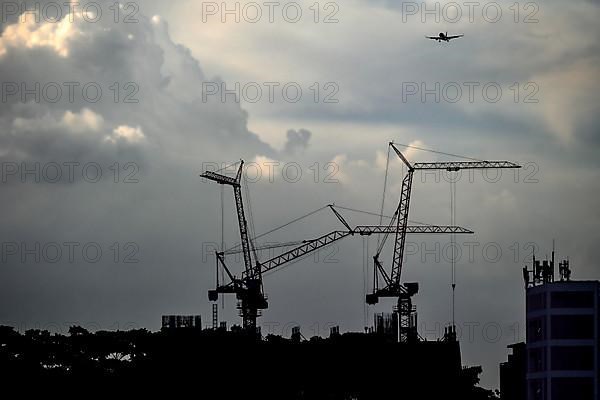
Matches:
[[447, 34, 464, 40], [425, 36, 438, 39]]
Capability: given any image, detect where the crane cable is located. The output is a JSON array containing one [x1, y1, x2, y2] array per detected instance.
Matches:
[[243, 173, 260, 265], [220, 185, 225, 309], [377, 145, 392, 249], [223, 240, 307, 255], [369, 143, 394, 296], [333, 205, 436, 226], [364, 236, 369, 329], [391, 142, 486, 162], [450, 172, 457, 327], [215, 160, 241, 174], [223, 205, 329, 254]]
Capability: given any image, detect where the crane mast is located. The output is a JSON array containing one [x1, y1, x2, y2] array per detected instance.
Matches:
[[390, 167, 414, 294]]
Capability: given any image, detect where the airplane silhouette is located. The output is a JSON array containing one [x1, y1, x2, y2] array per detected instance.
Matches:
[[426, 32, 464, 42]]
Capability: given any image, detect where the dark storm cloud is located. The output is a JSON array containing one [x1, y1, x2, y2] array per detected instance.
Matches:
[[0, 3, 281, 329], [0, 2, 353, 338]]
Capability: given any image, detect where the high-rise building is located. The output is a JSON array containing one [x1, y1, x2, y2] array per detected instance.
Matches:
[[523, 254, 599, 400]]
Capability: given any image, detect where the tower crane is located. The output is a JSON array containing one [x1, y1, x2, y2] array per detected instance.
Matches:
[[201, 162, 474, 332], [367, 142, 521, 343], [201, 161, 266, 331]]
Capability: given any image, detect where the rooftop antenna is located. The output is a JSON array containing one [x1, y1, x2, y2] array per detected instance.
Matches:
[[559, 256, 572, 282], [533, 249, 537, 283], [552, 239, 555, 277]]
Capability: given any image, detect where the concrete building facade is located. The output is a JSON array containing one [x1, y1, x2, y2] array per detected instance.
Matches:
[[525, 279, 599, 400]]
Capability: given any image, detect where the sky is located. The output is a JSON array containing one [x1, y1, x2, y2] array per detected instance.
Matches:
[[0, 0, 599, 389]]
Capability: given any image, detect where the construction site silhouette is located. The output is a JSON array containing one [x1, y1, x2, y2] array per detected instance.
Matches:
[[0, 324, 498, 399]]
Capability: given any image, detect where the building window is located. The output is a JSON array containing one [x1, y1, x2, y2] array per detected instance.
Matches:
[[551, 377, 593, 400], [528, 348, 545, 372], [528, 379, 544, 400], [527, 293, 546, 311], [551, 315, 594, 340], [551, 346, 594, 370], [551, 291, 594, 309], [527, 317, 545, 342]]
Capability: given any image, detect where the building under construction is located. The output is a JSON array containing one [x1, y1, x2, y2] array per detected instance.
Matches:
[[193, 143, 522, 398]]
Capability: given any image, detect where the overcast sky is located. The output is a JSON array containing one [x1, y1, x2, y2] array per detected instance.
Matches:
[[0, 0, 599, 388]]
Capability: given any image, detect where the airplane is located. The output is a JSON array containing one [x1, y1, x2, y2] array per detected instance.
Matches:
[[426, 32, 464, 42]]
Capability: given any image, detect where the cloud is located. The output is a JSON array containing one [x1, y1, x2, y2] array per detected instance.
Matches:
[[62, 108, 104, 133], [0, 5, 274, 162], [1, 1, 600, 391], [0, 9, 82, 57], [533, 58, 600, 142], [0, 4, 310, 342], [283, 129, 311, 154], [107, 125, 145, 144]]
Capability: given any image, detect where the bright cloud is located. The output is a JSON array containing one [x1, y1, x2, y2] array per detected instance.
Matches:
[[62, 108, 104, 133], [107, 125, 146, 144], [12, 108, 103, 134], [0, 12, 82, 57]]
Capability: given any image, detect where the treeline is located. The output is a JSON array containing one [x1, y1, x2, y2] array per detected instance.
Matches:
[[0, 325, 498, 399]]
